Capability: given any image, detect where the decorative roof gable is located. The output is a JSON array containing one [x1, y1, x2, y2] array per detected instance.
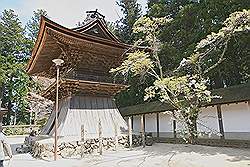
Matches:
[[72, 10, 120, 42]]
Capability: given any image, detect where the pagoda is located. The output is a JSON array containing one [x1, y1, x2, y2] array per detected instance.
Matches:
[[27, 10, 129, 139]]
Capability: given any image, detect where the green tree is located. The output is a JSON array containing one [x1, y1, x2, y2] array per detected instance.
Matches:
[[114, 0, 145, 107], [116, 0, 142, 44], [111, 10, 249, 143], [147, 0, 192, 18], [0, 9, 32, 125], [26, 9, 48, 45], [117, 0, 250, 107], [156, 0, 250, 88]]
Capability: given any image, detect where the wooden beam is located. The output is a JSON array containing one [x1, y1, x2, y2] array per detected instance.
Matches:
[[141, 115, 145, 148], [156, 112, 159, 140], [217, 105, 225, 139]]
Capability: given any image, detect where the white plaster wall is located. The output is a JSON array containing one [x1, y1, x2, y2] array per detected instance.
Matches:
[[133, 115, 141, 134], [145, 113, 157, 132], [196, 106, 220, 138], [159, 112, 173, 137], [198, 106, 219, 132], [159, 112, 172, 132], [222, 102, 250, 132], [124, 101, 250, 140]]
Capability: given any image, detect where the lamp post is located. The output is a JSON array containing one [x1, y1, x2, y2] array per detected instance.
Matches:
[[52, 58, 64, 161]]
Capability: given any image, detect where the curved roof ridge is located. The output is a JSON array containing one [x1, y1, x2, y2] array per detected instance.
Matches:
[[26, 16, 131, 74], [72, 18, 121, 42]]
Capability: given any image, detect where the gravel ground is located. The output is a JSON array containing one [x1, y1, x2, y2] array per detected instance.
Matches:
[[5, 136, 250, 167]]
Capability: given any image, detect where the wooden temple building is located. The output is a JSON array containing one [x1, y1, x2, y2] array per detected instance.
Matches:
[[27, 11, 129, 139]]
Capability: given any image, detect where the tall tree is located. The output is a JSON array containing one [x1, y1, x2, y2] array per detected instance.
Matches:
[[147, 0, 192, 18], [26, 9, 48, 45], [114, 0, 144, 107], [111, 10, 249, 143], [116, 0, 142, 44], [0, 9, 31, 125], [156, 0, 250, 88]]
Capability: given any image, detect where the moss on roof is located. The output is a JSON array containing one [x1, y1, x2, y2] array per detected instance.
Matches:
[[119, 82, 250, 116]]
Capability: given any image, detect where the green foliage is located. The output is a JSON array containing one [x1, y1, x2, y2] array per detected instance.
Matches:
[[26, 9, 48, 44], [111, 51, 154, 77], [114, 0, 143, 107], [0, 9, 44, 125], [116, 0, 142, 44], [4, 127, 27, 136], [185, 9, 250, 75], [157, 0, 250, 87], [112, 10, 249, 143], [116, 0, 249, 107], [147, 0, 192, 18], [0, 9, 30, 61]]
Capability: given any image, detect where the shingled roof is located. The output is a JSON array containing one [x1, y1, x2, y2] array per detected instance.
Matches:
[[119, 82, 250, 116]]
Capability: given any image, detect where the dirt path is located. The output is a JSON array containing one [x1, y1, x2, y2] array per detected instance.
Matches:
[[6, 136, 250, 167]]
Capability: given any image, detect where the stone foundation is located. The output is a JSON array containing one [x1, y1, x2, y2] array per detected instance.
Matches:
[[157, 137, 250, 148], [31, 136, 129, 160]]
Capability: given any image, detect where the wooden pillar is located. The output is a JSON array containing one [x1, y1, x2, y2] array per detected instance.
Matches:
[[143, 114, 146, 131], [114, 122, 118, 150], [81, 125, 85, 141], [156, 112, 159, 140], [173, 120, 177, 138], [131, 115, 134, 130], [128, 116, 132, 149], [217, 105, 225, 139], [141, 115, 145, 148], [173, 111, 177, 138], [98, 120, 103, 155], [81, 125, 85, 158]]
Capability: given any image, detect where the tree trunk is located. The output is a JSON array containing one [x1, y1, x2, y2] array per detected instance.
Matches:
[[187, 118, 198, 144], [184, 108, 199, 144]]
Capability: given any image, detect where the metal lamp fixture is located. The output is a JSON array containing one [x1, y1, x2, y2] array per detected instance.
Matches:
[[52, 58, 64, 161], [52, 59, 64, 67]]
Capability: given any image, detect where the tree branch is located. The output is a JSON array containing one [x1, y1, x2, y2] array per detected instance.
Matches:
[[203, 40, 229, 74]]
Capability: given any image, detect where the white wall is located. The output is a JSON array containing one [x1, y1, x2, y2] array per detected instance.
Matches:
[[145, 113, 157, 132], [133, 115, 141, 134], [197, 106, 219, 138], [222, 102, 250, 140], [159, 112, 172, 132], [125, 101, 250, 140], [159, 112, 173, 137], [222, 102, 250, 132]]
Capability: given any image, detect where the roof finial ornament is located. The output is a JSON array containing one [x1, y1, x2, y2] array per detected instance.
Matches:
[[84, 9, 106, 24], [86, 9, 105, 19]]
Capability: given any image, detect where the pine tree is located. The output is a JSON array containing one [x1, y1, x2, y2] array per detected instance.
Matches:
[[148, 0, 250, 88], [0, 9, 31, 125], [26, 9, 48, 44], [116, 0, 142, 44]]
